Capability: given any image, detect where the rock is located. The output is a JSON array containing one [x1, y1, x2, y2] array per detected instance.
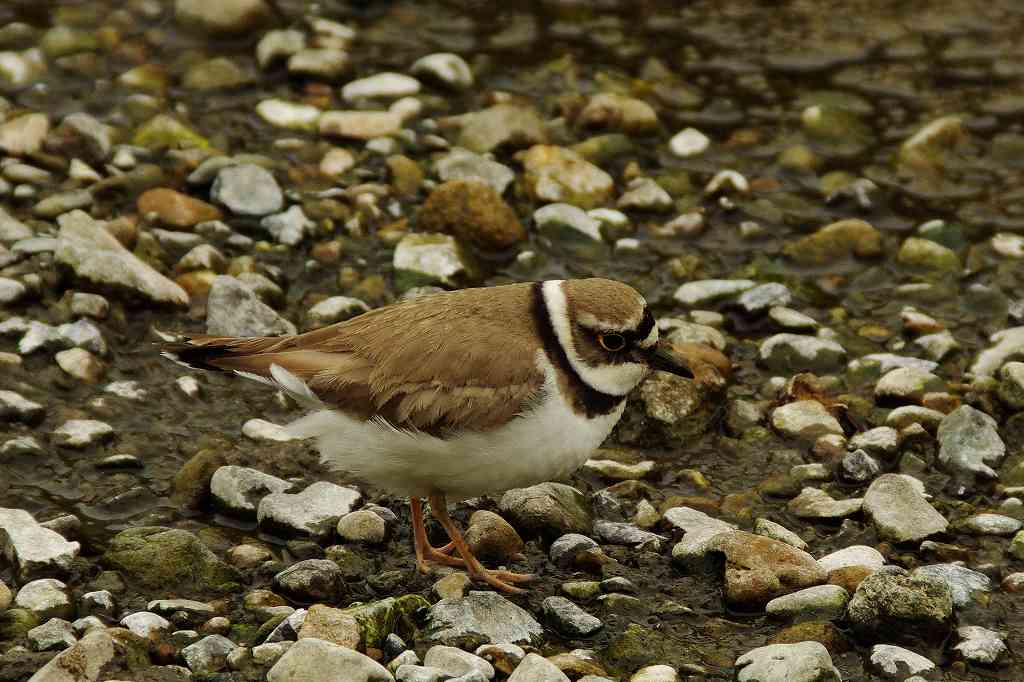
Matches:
[[267, 637, 392, 682], [412, 53, 473, 90], [759, 335, 846, 372], [53, 419, 113, 448], [705, 170, 748, 195], [875, 367, 944, 404], [274, 560, 345, 602], [0, 277, 26, 305], [593, 520, 663, 547], [297, 604, 360, 649], [0, 206, 33, 242], [120, 611, 172, 638], [630, 665, 679, 682], [423, 645, 494, 679], [635, 371, 719, 441], [181, 634, 237, 673], [148, 598, 215, 622], [434, 148, 514, 195], [971, 327, 1024, 377], [0, 113, 48, 156], [416, 180, 525, 251], [578, 93, 657, 134], [518, 145, 614, 209], [337, 510, 387, 544], [242, 419, 300, 442], [666, 507, 736, 562], [307, 296, 369, 326], [786, 488, 862, 519], [27, 618, 76, 651], [753, 519, 807, 550], [393, 233, 476, 290], [783, 219, 882, 265], [849, 427, 899, 458], [55, 348, 104, 383], [839, 450, 880, 483], [206, 275, 296, 337], [0, 390, 45, 424], [211, 164, 283, 216], [319, 111, 402, 140], [14, 579, 71, 620], [885, 405, 946, 431], [0, 508, 80, 580], [898, 237, 959, 272], [911, 563, 990, 608], [54, 210, 189, 307], [541, 597, 602, 637], [343, 73, 420, 101], [960, 512, 1022, 535], [998, 361, 1024, 409], [508, 654, 570, 682], [772, 402, 844, 441], [258, 99, 321, 131], [533, 203, 604, 241], [818, 546, 885, 576], [703, 531, 826, 606], [210, 466, 293, 517], [953, 625, 1007, 664], [863, 474, 947, 543], [669, 128, 710, 157], [768, 307, 817, 331], [868, 644, 935, 679], [261, 205, 315, 246], [452, 104, 546, 153], [138, 188, 222, 229], [464, 511, 524, 563], [846, 567, 953, 641], [175, 0, 272, 34], [733, 284, 793, 316], [584, 458, 655, 481], [549, 533, 599, 567], [499, 482, 592, 541], [673, 279, 755, 307], [764, 585, 849, 622], [103, 526, 240, 593], [617, 178, 672, 211], [258, 481, 361, 540], [423, 591, 543, 648], [735, 642, 841, 682], [937, 405, 1005, 478], [25, 629, 116, 682]]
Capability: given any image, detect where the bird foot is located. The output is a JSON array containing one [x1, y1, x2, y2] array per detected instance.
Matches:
[[466, 566, 537, 594]]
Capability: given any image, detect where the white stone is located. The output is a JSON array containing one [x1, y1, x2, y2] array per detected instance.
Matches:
[[256, 99, 321, 131], [412, 53, 474, 90], [0, 508, 80, 580], [53, 419, 113, 448], [120, 611, 172, 638], [343, 72, 420, 101], [669, 128, 710, 157]]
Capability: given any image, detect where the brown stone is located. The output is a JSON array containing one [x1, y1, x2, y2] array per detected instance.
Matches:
[[769, 621, 851, 654], [298, 604, 361, 650], [415, 180, 526, 251], [138, 188, 222, 229], [705, 531, 826, 606], [464, 510, 524, 564]]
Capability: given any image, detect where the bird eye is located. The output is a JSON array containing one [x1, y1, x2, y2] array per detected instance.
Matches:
[[598, 333, 626, 352]]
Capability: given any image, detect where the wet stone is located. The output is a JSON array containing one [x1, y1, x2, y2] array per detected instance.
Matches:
[[182, 634, 238, 673], [519, 144, 614, 209], [868, 645, 935, 679], [416, 180, 525, 251], [817, 546, 885, 575], [911, 563, 990, 608], [787, 487, 862, 520], [875, 367, 944, 404], [549, 533, 599, 567], [673, 279, 755, 306], [268, 637, 392, 682], [274, 559, 344, 602], [499, 482, 592, 541], [307, 296, 369, 327], [53, 419, 114, 448], [211, 164, 283, 216], [206, 275, 296, 337], [760, 335, 847, 373], [393, 233, 475, 289], [534, 203, 603, 241], [669, 128, 710, 157], [617, 178, 672, 211], [104, 526, 240, 593], [258, 481, 361, 540], [319, 110, 401, 140], [666, 507, 736, 562], [336, 509, 387, 544], [211, 465, 294, 517], [998, 361, 1024, 409], [849, 427, 899, 457], [970, 327, 1024, 377], [0, 390, 44, 424], [423, 591, 544, 648], [772, 401, 844, 441], [343, 72, 420, 101], [753, 518, 807, 550], [452, 104, 546, 154], [703, 531, 826, 606], [764, 585, 849, 622], [937, 405, 1005, 479], [863, 474, 948, 543], [508, 653, 570, 682], [954, 625, 1007, 664], [735, 642, 841, 682], [261, 205, 315, 246], [412, 53, 474, 90], [435, 148, 514, 195], [27, 630, 116, 681], [0, 508, 80, 580], [735, 283, 792, 315], [464, 510, 524, 564], [541, 597, 603, 637], [961, 513, 1022, 535]]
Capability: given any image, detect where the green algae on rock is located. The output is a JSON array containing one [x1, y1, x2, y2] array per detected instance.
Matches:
[[103, 527, 241, 594]]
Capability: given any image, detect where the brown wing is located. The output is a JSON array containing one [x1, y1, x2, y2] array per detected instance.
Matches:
[[166, 283, 547, 435]]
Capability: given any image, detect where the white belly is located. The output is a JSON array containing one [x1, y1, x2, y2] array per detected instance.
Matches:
[[284, 356, 624, 500]]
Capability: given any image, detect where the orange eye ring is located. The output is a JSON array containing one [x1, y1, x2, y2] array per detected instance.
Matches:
[[599, 333, 626, 352]]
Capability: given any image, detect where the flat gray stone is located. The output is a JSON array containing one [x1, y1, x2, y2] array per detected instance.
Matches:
[[267, 637, 392, 681], [26, 630, 115, 681], [0, 508, 80, 580], [953, 625, 1007, 664], [423, 645, 494, 679], [507, 653, 570, 682], [869, 645, 935, 678], [423, 591, 543, 648], [258, 481, 361, 540], [937, 405, 1005, 478], [911, 563, 991, 608], [206, 275, 296, 337], [182, 634, 238, 673], [0, 390, 44, 424], [211, 465, 294, 516], [735, 642, 841, 682], [541, 596, 603, 637], [211, 164, 283, 216], [863, 474, 947, 543]]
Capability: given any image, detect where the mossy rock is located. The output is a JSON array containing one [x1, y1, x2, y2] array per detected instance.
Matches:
[[897, 237, 960, 273], [103, 527, 241, 595], [601, 622, 676, 672], [133, 114, 210, 151], [171, 446, 227, 509], [0, 608, 39, 641], [415, 180, 525, 251], [784, 219, 882, 266]]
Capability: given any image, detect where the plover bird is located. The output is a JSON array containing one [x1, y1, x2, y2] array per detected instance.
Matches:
[[164, 278, 692, 592]]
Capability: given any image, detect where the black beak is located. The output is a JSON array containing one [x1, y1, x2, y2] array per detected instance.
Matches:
[[645, 340, 693, 378]]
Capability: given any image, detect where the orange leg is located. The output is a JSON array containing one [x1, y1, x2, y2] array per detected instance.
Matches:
[[410, 496, 465, 573], [427, 492, 536, 594]]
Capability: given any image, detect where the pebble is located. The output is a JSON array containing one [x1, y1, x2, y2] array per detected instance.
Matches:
[[970, 327, 1024, 377], [242, 418, 299, 442], [0, 277, 26, 304], [998, 361, 1024, 408], [666, 506, 736, 562], [26, 618, 76, 652], [0, 508, 80, 580], [953, 625, 1007, 664], [839, 449, 880, 483], [863, 474, 948, 543], [423, 645, 495, 679], [412, 53, 474, 90], [435, 148, 514, 194], [206, 275, 296, 336], [735, 283, 792, 315], [912, 563, 990, 608], [343, 72, 420, 101], [53, 419, 114, 448], [868, 645, 935, 678], [0, 206, 33, 241], [735, 642, 840, 682], [817, 546, 885, 575], [768, 307, 817, 330], [273, 560, 344, 602], [764, 584, 849, 622], [210, 465, 293, 516], [534, 203, 604, 241], [15, 579, 71, 620], [499, 482, 592, 540], [753, 518, 807, 550], [771, 401, 843, 441], [669, 128, 710, 157], [336, 509, 387, 544], [508, 653, 570, 682], [937, 405, 1005, 478], [2, 436, 43, 456], [211, 164, 284, 216], [393, 233, 475, 289], [0, 112, 48, 156], [541, 596, 603, 637], [549, 533, 599, 567], [617, 178, 672, 211], [847, 567, 953, 640], [258, 481, 361, 540], [464, 510, 524, 563], [55, 348, 105, 383], [760, 334, 847, 372], [320, 110, 403, 140], [288, 47, 349, 78], [27, 630, 116, 681], [875, 367, 943, 403], [583, 458, 655, 480], [121, 611, 172, 638], [55, 210, 189, 307], [0, 390, 45, 424], [849, 427, 899, 457], [673, 279, 755, 306], [261, 205, 315, 246], [519, 145, 614, 209], [787, 487, 862, 520], [268, 637, 392, 682], [424, 591, 544, 648], [963, 512, 1022, 535]]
